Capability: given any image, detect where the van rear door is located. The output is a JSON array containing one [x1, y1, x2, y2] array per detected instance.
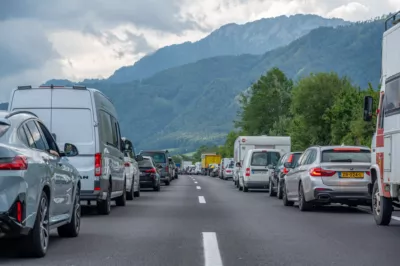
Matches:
[[51, 89, 96, 191]]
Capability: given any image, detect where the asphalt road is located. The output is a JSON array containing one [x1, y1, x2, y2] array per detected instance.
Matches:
[[0, 175, 400, 266]]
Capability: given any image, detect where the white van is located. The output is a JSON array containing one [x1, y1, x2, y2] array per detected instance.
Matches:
[[8, 85, 127, 215], [233, 136, 291, 187], [238, 148, 283, 192]]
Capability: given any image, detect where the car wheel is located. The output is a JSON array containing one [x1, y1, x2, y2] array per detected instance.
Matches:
[[243, 185, 248, 192], [134, 183, 140, 198], [277, 180, 283, 199], [97, 186, 111, 215], [23, 191, 50, 258], [269, 179, 277, 197], [58, 188, 81, 237], [115, 182, 127, 206], [283, 183, 294, 207], [372, 181, 392, 225], [126, 181, 134, 201], [165, 179, 170, 186], [154, 184, 161, 191], [298, 183, 312, 211]]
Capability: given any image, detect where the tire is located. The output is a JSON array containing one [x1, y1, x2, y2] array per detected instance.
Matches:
[[97, 186, 111, 215], [238, 180, 243, 191], [283, 183, 294, 207], [58, 187, 81, 237], [243, 185, 248, 192], [298, 183, 312, 211], [126, 182, 134, 201], [154, 184, 160, 191], [115, 182, 127, 206], [277, 180, 283, 199], [372, 181, 392, 225], [165, 179, 170, 186], [134, 183, 140, 198], [23, 191, 50, 258], [269, 179, 277, 197]]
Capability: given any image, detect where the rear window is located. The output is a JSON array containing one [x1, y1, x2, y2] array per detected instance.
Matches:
[[0, 123, 10, 140], [321, 149, 371, 163], [251, 151, 281, 166], [290, 153, 302, 164], [138, 158, 153, 167], [52, 109, 94, 144], [140, 152, 166, 163]]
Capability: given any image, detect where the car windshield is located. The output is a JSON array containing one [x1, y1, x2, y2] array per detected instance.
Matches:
[[251, 151, 280, 166], [140, 152, 166, 163], [321, 149, 371, 163], [138, 158, 153, 167]]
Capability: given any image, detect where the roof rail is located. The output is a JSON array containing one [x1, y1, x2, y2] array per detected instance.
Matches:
[[385, 11, 400, 30], [17, 85, 32, 90], [72, 85, 87, 90], [5, 110, 38, 119]]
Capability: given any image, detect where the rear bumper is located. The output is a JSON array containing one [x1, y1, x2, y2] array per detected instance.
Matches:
[[140, 180, 157, 188], [244, 180, 269, 189], [0, 205, 30, 238], [80, 190, 105, 201], [313, 190, 371, 205]]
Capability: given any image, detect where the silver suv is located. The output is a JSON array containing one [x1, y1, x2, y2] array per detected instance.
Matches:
[[0, 111, 81, 257]]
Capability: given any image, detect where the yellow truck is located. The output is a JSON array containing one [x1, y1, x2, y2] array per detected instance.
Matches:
[[201, 153, 222, 175]]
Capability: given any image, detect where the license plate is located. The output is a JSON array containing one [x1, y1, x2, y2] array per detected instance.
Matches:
[[254, 171, 267, 175], [340, 172, 364, 178]]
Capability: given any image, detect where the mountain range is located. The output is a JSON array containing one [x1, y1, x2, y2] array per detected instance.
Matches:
[[3, 14, 385, 153]]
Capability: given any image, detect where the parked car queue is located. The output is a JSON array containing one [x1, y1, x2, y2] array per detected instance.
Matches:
[[0, 85, 179, 258], [206, 145, 372, 211]]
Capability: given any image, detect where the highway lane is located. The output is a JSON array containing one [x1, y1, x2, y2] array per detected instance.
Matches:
[[0, 175, 399, 265]]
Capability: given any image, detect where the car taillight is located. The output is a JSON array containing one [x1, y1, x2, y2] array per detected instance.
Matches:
[[0, 156, 28, 170], [309, 167, 336, 177], [245, 168, 250, 176], [95, 153, 102, 176], [16, 201, 22, 223], [165, 166, 169, 172], [124, 162, 130, 167], [366, 171, 370, 176], [287, 154, 294, 163], [226, 170, 232, 173], [283, 167, 289, 174], [146, 168, 156, 173]]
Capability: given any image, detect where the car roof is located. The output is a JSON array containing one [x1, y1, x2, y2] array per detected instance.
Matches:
[[309, 145, 370, 151]]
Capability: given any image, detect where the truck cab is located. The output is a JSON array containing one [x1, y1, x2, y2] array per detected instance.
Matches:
[[363, 12, 400, 225]]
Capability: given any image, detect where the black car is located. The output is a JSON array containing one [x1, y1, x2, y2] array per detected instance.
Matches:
[[269, 152, 303, 199], [138, 156, 161, 191], [139, 150, 172, 185]]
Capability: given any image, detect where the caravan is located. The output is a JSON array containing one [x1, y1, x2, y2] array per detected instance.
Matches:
[[233, 136, 291, 188]]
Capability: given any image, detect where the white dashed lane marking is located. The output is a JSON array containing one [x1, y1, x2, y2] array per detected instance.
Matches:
[[198, 196, 206, 203], [202, 232, 223, 266]]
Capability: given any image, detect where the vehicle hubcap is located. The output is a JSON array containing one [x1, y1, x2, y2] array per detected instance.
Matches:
[[374, 190, 381, 216], [40, 197, 49, 251]]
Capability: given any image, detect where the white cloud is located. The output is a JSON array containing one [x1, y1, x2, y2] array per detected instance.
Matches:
[[0, 0, 398, 101]]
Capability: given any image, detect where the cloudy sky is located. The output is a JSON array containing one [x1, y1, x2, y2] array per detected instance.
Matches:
[[0, 0, 399, 100]]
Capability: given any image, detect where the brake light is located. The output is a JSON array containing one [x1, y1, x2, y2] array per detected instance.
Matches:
[[94, 187, 101, 191], [145, 168, 156, 173], [333, 148, 361, 152], [95, 153, 102, 176], [287, 154, 294, 163], [165, 166, 169, 172], [226, 170, 232, 173], [262, 150, 267, 152], [124, 162, 130, 167], [245, 168, 250, 176], [283, 167, 289, 174], [16, 201, 22, 223], [309, 167, 336, 177], [366, 171, 371, 176], [0, 156, 28, 170]]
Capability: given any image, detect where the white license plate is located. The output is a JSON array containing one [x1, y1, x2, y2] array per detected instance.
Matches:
[[254, 171, 267, 175]]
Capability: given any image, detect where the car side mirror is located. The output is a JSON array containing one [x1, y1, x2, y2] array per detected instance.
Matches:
[[157, 164, 163, 169], [135, 155, 143, 161], [64, 143, 79, 157], [236, 162, 241, 167], [363, 96, 373, 122], [284, 162, 293, 169]]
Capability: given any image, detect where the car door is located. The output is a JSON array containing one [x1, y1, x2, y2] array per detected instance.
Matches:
[[24, 120, 66, 217], [36, 120, 75, 215], [286, 150, 310, 198]]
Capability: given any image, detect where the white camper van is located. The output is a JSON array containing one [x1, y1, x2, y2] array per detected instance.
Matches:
[[8, 85, 131, 215], [233, 136, 291, 188]]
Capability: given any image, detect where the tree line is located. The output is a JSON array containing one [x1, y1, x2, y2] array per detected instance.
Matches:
[[177, 68, 379, 162]]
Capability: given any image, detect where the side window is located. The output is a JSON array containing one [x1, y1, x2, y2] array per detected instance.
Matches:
[[25, 120, 48, 151], [305, 149, 317, 165], [36, 121, 59, 153], [297, 150, 310, 166], [379, 94, 385, 128], [17, 126, 29, 146], [385, 76, 400, 116], [131, 146, 136, 157], [115, 121, 122, 150], [110, 116, 119, 148], [277, 154, 287, 167], [99, 110, 113, 146]]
